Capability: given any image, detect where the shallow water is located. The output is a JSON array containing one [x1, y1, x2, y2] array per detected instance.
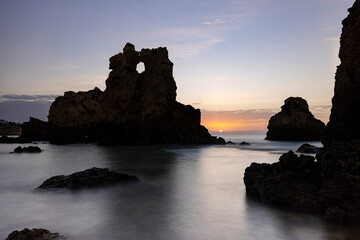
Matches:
[[0, 135, 359, 239]]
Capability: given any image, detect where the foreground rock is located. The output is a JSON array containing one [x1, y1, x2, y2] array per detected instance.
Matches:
[[244, 143, 360, 223], [244, 151, 322, 211], [296, 143, 321, 154], [245, 0, 360, 223], [13, 146, 42, 153], [22, 43, 221, 145], [5, 228, 64, 240], [37, 167, 139, 190], [265, 97, 325, 140]]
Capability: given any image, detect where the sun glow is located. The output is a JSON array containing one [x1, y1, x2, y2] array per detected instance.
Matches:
[[219, 129, 223, 132]]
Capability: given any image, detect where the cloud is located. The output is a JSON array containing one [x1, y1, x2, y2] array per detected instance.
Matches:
[[0, 94, 58, 102], [202, 19, 227, 25]]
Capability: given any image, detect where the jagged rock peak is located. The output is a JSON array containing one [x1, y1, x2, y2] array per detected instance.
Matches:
[[34, 43, 216, 144], [265, 97, 325, 140], [324, 0, 360, 146]]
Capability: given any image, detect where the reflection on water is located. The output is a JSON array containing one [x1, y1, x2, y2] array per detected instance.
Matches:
[[0, 137, 359, 240]]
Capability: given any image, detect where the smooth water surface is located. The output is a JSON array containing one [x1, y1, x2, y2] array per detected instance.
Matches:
[[0, 135, 359, 239]]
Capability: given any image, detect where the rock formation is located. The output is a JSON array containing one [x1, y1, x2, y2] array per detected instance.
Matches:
[[296, 143, 321, 154], [0, 119, 21, 135], [265, 97, 326, 140], [13, 146, 42, 153], [22, 43, 221, 144], [323, 0, 360, 146], [5, 228, 64, 240], [37, 167, 139, 190], [244, 0, 360, 224]]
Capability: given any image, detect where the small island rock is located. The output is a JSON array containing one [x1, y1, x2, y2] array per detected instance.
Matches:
[[240, 141, 250, 146], [5, 228, 64, 240], [265, 97, 325, 141], [37, 167, 139, 190], [13, 146, 42, 153]]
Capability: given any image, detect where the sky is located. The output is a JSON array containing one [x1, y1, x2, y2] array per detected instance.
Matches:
[[0, 0, 354, 132]]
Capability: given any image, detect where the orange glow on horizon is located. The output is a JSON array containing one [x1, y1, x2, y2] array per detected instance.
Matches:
[[201, 111, 270, 132]]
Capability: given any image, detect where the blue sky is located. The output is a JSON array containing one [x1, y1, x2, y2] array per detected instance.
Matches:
[[0, 0, 354, 130]]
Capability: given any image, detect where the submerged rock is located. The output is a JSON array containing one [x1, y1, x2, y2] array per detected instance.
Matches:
[[23, 44, 216, 145], [5, 228, 64, 240], [240, 141, 250, 146], [13, 146, 42, 153], [296, 143, 321, 154], [265, 97, 325, 141], [37, 167, 139, 190]]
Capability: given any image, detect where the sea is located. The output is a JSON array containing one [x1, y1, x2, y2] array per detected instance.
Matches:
[[0, 134, 359, 240]]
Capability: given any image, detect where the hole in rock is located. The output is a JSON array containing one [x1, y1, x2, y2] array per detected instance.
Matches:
[[136, 62, 145, 73]]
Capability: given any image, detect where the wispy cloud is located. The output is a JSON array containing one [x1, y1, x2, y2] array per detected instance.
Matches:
[[202, 18, 227, 25], [0, 94, 58, 102]]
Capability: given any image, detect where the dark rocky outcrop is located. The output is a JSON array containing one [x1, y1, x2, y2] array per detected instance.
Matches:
[[5, 228, 64, 240], [244, 151, 322, 211], [244, 0, 360, 224], [0, 135, 31, 143], [296, 143, 321, 154], [37, 167, 139, 190], [22, 43, 220, 145], [323, 0, 360, 146], [21, 117, 53, 141], [240, 141, 250, 146], [13, 146, 42, 153], [265, 97, 325, 140], [244, 143, 360, 223], [0, 119, 21, 135]]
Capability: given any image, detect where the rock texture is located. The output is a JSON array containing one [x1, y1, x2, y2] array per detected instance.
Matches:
[[37, 167, 139, 190], [244, 144, 360, 223], [323, 0, 360, 146], [13, 146, 42, 153], [244, 0, 360, 224], [265, 97, 325, 140], [23, 43, 219, 144], [5, 228, 64, 240]]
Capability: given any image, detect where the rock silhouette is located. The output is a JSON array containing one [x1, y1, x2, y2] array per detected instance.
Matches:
[[265, 97, 325, 140], [244, 0, 360, 223], [5, 228, 64, 240], [37, 167, 139, 190], [22, 43, 221, 145], [323, 0, 360, 146]]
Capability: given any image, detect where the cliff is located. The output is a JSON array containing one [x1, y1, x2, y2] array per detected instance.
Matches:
[[323, 0, 360, 146], [265, 97, 325, 140]]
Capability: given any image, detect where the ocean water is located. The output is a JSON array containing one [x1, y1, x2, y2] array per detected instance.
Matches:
[[0, 135, 359, 240]]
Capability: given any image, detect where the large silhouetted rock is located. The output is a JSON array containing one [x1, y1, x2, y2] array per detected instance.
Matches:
[[244, 0, 360, 224], [323, 0, 360, 146], [265, 97, 325, 140], [24, 43, 219, 144]]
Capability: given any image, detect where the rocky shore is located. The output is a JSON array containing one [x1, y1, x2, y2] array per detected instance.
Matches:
[[244, 0, 360, 223]]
